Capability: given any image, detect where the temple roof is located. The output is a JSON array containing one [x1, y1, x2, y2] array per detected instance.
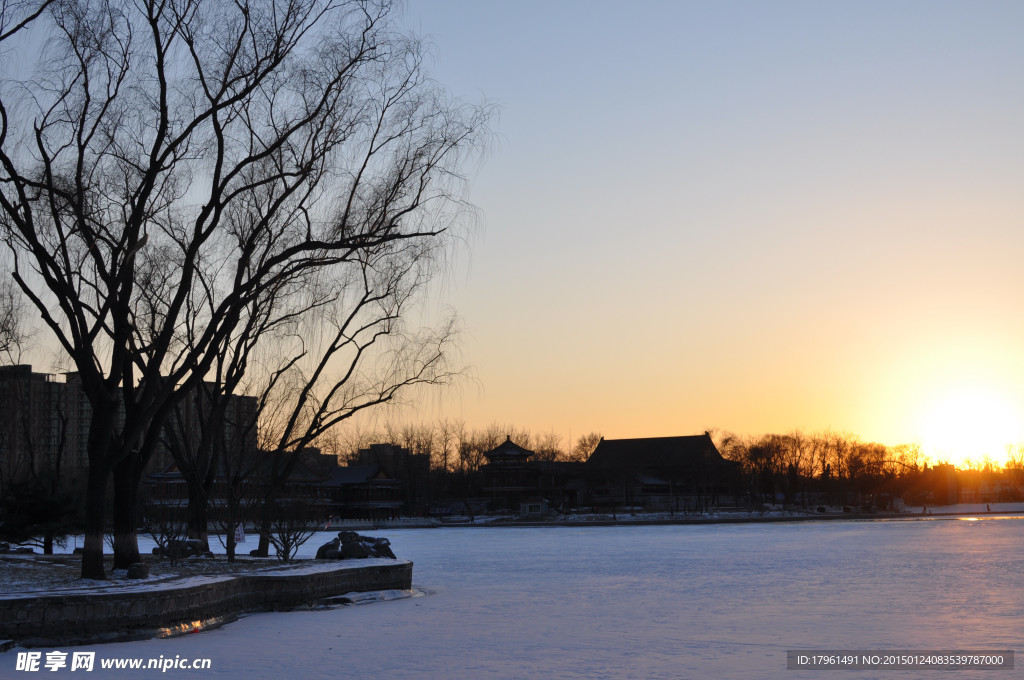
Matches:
[[587, 434, 729, 469], [484, 435, 534, 462]]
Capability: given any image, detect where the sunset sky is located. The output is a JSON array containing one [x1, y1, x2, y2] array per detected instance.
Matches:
[[8, 1, 1023, 466], [392, 0, 1024, 464]]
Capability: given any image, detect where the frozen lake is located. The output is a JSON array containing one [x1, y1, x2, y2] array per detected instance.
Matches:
[[5, 517, 1023, 679]]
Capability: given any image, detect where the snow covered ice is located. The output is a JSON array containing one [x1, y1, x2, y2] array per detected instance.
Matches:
[[3, 517, 1023, 679]]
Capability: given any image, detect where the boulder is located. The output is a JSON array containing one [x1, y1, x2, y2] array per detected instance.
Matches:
[[315, 531, 399, 560], [160, 540, 187, 560], [340, 541, 371, 559], [184, 539, 208, 555], [371, 537, 396, 559], [126, 562, 150, 579], [156, 539, 209, 560], [315, 537, 341, 560]]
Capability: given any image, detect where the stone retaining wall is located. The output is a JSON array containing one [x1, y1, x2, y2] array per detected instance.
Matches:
[[0, 559, 412, 646]]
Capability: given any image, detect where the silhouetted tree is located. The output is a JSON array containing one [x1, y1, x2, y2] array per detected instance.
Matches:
[[266, 499, 318, 562], [570, 432, 603, 463], [0, 0, 490, 578], [0, 276, 28, 361], [533, 431, 564, 463], [248, 300, 463, 556]]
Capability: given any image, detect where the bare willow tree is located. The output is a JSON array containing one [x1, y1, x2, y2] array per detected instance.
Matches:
[[246, 256, 463, 555], [0, 0, 490, 578], [0, 275, 28, 361]]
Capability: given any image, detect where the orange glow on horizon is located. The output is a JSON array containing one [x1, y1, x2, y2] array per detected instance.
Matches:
[[916, 386, 1024, 469]]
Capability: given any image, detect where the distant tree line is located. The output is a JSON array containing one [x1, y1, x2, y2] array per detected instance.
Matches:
[[331, 423, 1024, 511], [330, 421, 602, 503], [714, 429, 1024, 508]]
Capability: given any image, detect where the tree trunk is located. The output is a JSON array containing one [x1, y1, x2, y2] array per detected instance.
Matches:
[[80, 401, 120, 580], [112, 457, 142, 569], [255, 534, 270, 557], [185, 477, 210, 552], [225, 523, 237, 561], [223, 481, 247, 562], [254, 498, 273, 557], [80, 462, 109, 580], [251, 480, 280, 558]]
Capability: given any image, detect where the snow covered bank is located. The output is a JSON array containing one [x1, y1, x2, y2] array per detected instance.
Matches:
[[0, 559, 411, 647]]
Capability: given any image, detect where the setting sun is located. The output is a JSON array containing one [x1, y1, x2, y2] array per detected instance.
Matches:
[[918, 387, 1024, 468]]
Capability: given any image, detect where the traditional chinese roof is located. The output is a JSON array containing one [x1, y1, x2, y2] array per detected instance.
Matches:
[[484, 435, 534, 463], [587, 434, 730, 470]]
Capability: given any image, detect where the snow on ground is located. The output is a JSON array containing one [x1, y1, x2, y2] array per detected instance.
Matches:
[[0, 557, 406, 600], [3, 517, 1023, 679], [904, 501, 1024, 515]]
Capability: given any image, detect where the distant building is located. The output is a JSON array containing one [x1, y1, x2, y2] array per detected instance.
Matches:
[[924, 463, 959, 505], [0, 365, 89, 482], [519, 496, 549, 517], [321, 465, 403, 521], [157, 381, 259, 475], [475, 432, 742, 514], [479, 436, 537, 507], [354, 443, 430, 514], [0, 364, 258, 486], [478, 436, 587, 513], [586, 433, 741, 511], [146, 453, 404, 525]]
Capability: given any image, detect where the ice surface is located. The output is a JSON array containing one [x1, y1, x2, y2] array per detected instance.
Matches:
[[3, 517, 1023, 679]]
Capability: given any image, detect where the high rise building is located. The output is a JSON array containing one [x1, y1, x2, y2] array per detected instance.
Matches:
[[0, 365, 258, 486], [0, 365, 87, 483]]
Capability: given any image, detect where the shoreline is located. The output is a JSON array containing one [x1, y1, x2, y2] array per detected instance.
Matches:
[[0, 559, 413, 648], [428, 508, 1024, 529]]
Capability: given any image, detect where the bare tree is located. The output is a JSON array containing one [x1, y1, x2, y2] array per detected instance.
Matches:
[[0, 0, 491, 578], [209, 394, 263, 562], [0, 1, 50, 43], [533, 430, 564, 463], [245, 269, 465, 555], [570, 431, 603, 463], [142, 497, 189, 565], [0, 276, 28, 361], [335, 423, 385, 465], [434, 419, 458, 473], [266, 499, 319, 562]]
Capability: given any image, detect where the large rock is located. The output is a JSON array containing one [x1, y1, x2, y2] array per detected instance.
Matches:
[[155, 539, 211, 560], [341, 541, 371, 559], [371, 538, 396, 559], [314, 532, 397, 560], [126, 562, 150, 579], [315, 537, 341, 560]]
